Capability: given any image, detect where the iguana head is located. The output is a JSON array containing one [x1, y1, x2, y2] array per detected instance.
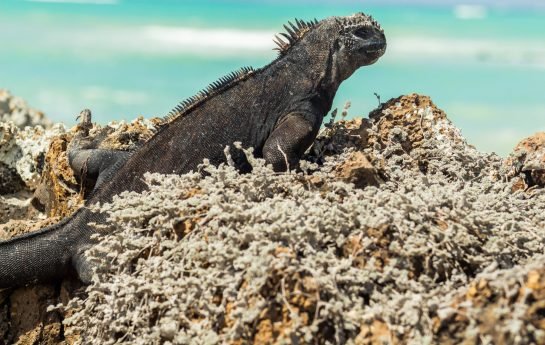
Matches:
[[335, 13, 386, 65], [274, 12, 386, 84], [329, 12, 386, 80]]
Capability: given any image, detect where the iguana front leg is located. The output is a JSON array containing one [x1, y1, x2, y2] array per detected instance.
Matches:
[[68, 109, 130, 192], [68, 148, 130, 191], [263, 112, 322, 171]]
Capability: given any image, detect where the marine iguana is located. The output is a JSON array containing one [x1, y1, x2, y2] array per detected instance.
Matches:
[[0, 13, 386, 288]]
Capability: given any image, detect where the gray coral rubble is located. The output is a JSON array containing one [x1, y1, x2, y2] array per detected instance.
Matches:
[[0, 90, 66, 224], [58, 95, 545, 344]]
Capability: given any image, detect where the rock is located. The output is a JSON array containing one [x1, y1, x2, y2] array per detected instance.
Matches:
[[311, 93, 491, 182], [0, 98, 159, 219], [32, 114, 159, 217], [7, 285, 63, 344], [0, 121, 67, 191], [0, 192, 38, 224], [0, 89, 52, 129], [0, 162, 25, 195], [335, 151, 384, 188], [503, 132, 545, 191], [0, 121, 66, 224], [434, 265, 545, 344], [2, 92, 545, 345], [31, 132, 82, 218], [309, 117, 371, 157], [0, 216, 60, 240], [0, 92, 67, 224], [366, 94, 469, 154]]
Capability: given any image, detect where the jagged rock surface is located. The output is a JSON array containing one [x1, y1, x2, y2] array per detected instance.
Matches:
[[0, 91, 158, 345], [0, 89, 52, 129], [0, 122, 66, 194], [2, 94, 545, 344], [0, 99, 66, 224], [502, 132, 545, 192], [32, 115, 159, 218], [57, 95, 545, 344]]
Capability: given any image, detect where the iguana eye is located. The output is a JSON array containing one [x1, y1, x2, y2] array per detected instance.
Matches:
[[353, 27, 372, 39]]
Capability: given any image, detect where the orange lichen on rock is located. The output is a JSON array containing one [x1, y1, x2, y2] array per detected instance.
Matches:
[[366, 94, 467, 154], [342, 224, 393, 272], [33, 133, 81, 218], [98, 116, 161, 150], [32, 116, 160, 218], [335, 151, 384, 188], [354, 319, 400, 345], [503, 132, 545, 190], [433, 268, 545, 344]]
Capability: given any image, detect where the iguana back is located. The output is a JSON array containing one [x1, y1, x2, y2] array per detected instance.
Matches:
[[0, 13, 386, 288]]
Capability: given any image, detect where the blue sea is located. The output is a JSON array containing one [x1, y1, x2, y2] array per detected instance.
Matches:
[[1, 0, 544, 155]]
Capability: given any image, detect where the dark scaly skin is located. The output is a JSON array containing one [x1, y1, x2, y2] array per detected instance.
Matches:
[[0, 13, 386, 288]]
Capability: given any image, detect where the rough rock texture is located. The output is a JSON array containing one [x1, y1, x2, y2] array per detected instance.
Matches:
[[2, 94, 545, 344], [0, 104, 66, 224], [0, 91, 158, 345], [0, 191, 40, 230], [502, 132, 545, 192], [0, 162, 25, 195], [0, 121, 66, 193], [0, 89, 159, 221], [46, 94, 543, 344], [334, 151, 384, 188], [0, 89, 52, 129], [434, 260, 545, 344], [32, 115, 159, 218]]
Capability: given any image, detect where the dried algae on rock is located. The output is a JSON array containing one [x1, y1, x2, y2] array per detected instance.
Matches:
[[1, 93, 545, 344], [54, 95, 545, 344], [0, 92, 159, 345], [0, 98, 67, 225]]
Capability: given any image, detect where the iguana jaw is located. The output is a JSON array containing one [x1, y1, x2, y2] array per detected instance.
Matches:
[[325, 13, 386, 82], [360, 37, 387, 65], [339, 12, 386, 66]]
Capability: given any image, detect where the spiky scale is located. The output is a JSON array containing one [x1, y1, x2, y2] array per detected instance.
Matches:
[[289, 21, 299, 33], [283, 24, 296, 38], [273, 35, 288, 50], [280, 32, 294, 43], [156, 66, 257, 128]]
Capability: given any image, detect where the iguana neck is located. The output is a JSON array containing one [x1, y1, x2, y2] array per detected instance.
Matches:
[[273, 39, 341, 112]]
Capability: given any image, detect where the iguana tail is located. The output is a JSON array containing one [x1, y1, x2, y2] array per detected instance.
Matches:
[[0, 208, 96, 289]]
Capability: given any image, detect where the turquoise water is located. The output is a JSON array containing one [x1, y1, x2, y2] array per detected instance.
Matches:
[[1, 0, 544, 155]]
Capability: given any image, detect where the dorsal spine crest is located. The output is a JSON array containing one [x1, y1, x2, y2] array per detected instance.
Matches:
[[148, 66, 255, 138], [273, 18, 320, 56]]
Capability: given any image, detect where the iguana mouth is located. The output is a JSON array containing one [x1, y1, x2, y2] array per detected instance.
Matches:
[[364, 40, 387, 59], [367, 46, 386, 56]]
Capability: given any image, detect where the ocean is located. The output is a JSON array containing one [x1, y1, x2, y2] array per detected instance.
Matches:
[[1, 0, 544, 155]]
